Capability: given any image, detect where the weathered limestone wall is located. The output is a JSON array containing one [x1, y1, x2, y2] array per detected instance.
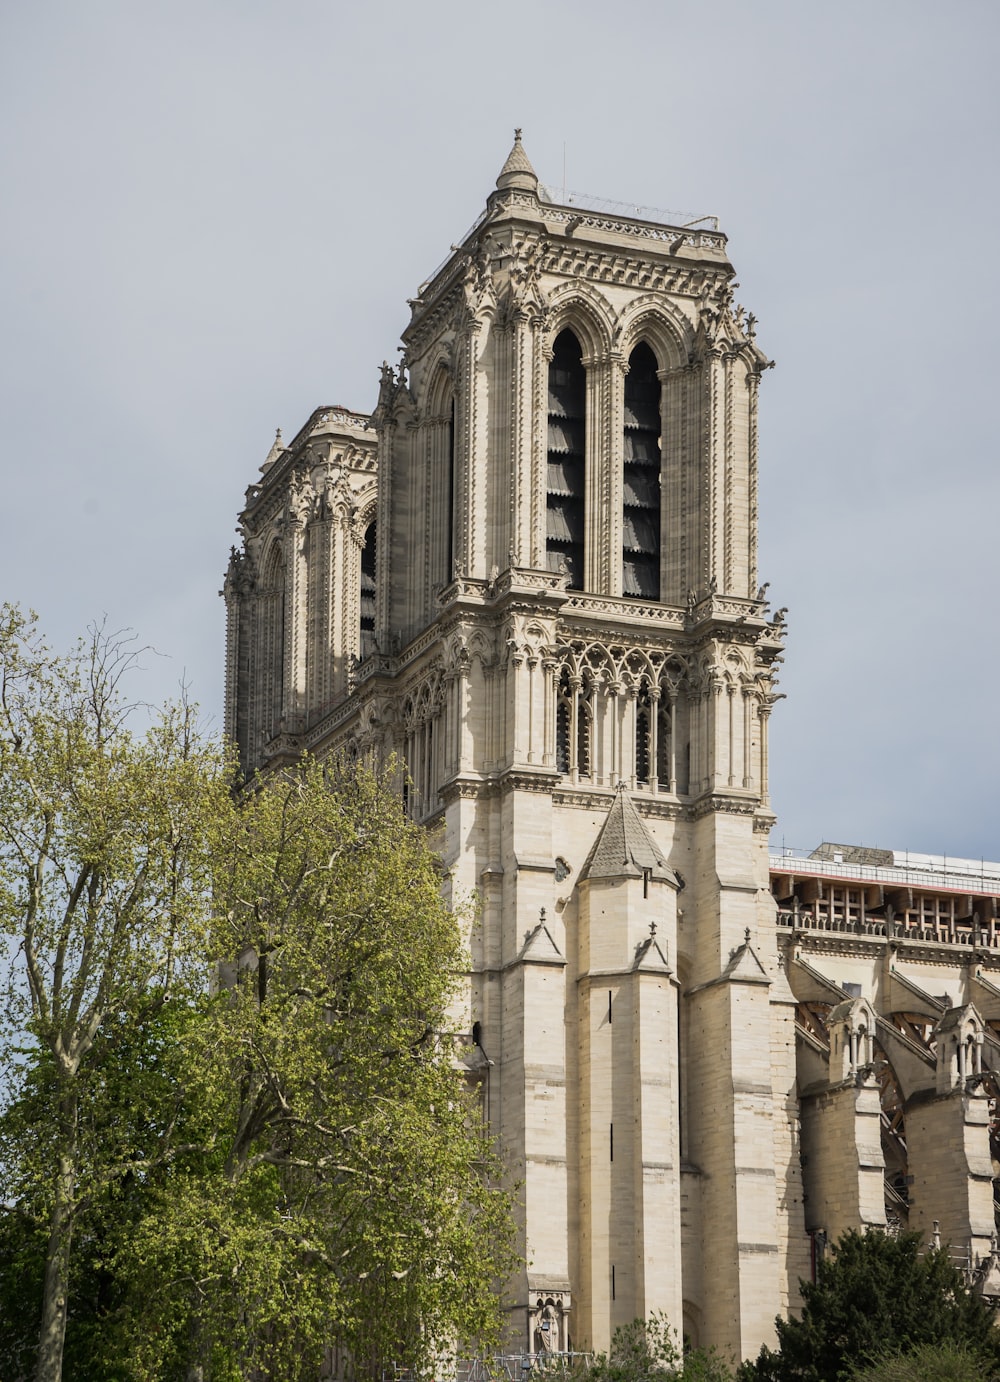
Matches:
[[907, 1090, 994, 1261], [800, 1080, 886, 1240], [228, 137, 796, 1365]]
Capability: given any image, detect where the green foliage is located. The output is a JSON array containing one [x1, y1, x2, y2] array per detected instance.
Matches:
[[847, 1341, 1000, 1382], [0, 605, 229, 1381], [0, 606, 517, 1380], [109, 757, 518, 1380], [737, 1229, 1000, 1382], [576, 1313, 733, 1382], [0, 1000, 212, 1380]]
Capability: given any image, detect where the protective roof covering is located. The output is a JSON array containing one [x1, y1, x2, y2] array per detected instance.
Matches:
[[578, 783, 677, 884]]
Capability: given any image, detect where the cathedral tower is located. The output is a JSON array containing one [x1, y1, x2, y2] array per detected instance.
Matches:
[[225, 134, 802, 1361]]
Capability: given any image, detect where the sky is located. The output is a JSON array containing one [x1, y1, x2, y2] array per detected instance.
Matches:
[[2, 0, 998, 862]]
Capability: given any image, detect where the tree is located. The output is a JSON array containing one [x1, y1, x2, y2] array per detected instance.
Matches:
[[847, 1341, 1000, 1382], [0, 606, 228, 1382], [0, 1000, 211, 1381], [0, 606, 516, 1379], [111, 756, 517, 1381], [570, 1312, 733, 1382], [737, 1229, 1000, 1382]]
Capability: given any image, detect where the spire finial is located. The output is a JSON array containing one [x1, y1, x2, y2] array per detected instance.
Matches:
[[495, 129, 538, 195], [260, 427, 286, 475]]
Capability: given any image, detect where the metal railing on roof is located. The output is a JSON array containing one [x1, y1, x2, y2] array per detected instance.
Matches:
[[414, 186, 720, 297], [538, 183, 719, 231]]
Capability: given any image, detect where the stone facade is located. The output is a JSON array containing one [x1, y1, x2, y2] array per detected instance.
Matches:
[[223, 136, 1000, 1361], [775, 846, 1000, 1295]]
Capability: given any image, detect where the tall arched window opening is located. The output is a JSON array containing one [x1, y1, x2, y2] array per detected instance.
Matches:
[[546, 330, 585, 589], [446, 399, 455, 584], [635, 689, 651, 785], [577, 695, 592, 779], [259, 546, 285, 746], [622, 342, 661, 600], [556, 677, 572, 775], [360, 520, 376, 659], [656, 695, 673, 792]]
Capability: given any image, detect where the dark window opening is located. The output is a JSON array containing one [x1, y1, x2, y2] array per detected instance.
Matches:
[[636, 690, 651, 784], [623, 342, 661, 600], [446, 398, 455, 584], [577, 701, 592, 778], [547, 330, 585, 589], [556, 696, 571, 774], [360, 520, 376, 658], [656, 696, 671, 787]]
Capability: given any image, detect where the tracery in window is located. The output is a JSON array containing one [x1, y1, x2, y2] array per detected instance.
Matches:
[[622, 341, 661, 600], [546, 330, 586, 589]]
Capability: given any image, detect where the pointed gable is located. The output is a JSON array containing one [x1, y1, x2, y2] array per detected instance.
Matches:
[[518, 912, 566, 967], [578, 783, 677, 885]]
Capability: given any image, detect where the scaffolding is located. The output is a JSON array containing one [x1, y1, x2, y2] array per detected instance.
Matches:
[[455, 1353, 594, 1382]]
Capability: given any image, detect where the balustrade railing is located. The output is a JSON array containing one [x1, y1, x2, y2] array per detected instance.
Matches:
[[776, 905, 1000, 949]]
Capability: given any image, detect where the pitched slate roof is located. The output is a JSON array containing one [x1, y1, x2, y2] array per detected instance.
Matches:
[[578, 783, 677, 885]]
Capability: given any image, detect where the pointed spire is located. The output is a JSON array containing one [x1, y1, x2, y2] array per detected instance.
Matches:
[[260, 427, 284, 475], [578, 782, 677, 884], [496, 128, 539, 195]]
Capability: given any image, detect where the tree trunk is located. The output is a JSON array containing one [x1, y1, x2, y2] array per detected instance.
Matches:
[[35, 1097, 77, 1382]]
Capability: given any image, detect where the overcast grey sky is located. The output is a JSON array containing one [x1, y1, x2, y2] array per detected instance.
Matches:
[[2, 1, 998, 860]]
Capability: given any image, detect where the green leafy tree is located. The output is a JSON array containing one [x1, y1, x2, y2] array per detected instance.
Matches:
[[570, 1312, 733, 1382], [738, 1229, 1000, 1382], [0, 1001, 213, 1381], [112, 757, 518, 1381], [0, 606, 228, 1382], [0, 608, 516, 1380], [847, 1341, 1000, 1382]]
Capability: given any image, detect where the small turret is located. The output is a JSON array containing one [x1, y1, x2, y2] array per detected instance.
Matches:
[[495, 128, 539, 194]]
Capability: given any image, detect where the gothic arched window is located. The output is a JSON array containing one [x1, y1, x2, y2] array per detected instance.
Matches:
[[446, 398, 455, 583], [622, 341, 661, 600], [360, 520, 376, 659], [259, 544, 285, 745], [546, 330, 586, 589]]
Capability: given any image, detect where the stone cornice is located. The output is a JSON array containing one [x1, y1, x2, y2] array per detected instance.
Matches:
[[688, 793, 761, 819], [552, 785, 684, 819]]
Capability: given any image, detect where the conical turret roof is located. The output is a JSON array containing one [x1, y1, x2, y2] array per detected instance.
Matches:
[[578, 783, 677, 884], [260, 427, 285, 474], [495, 128, 539, 193]]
